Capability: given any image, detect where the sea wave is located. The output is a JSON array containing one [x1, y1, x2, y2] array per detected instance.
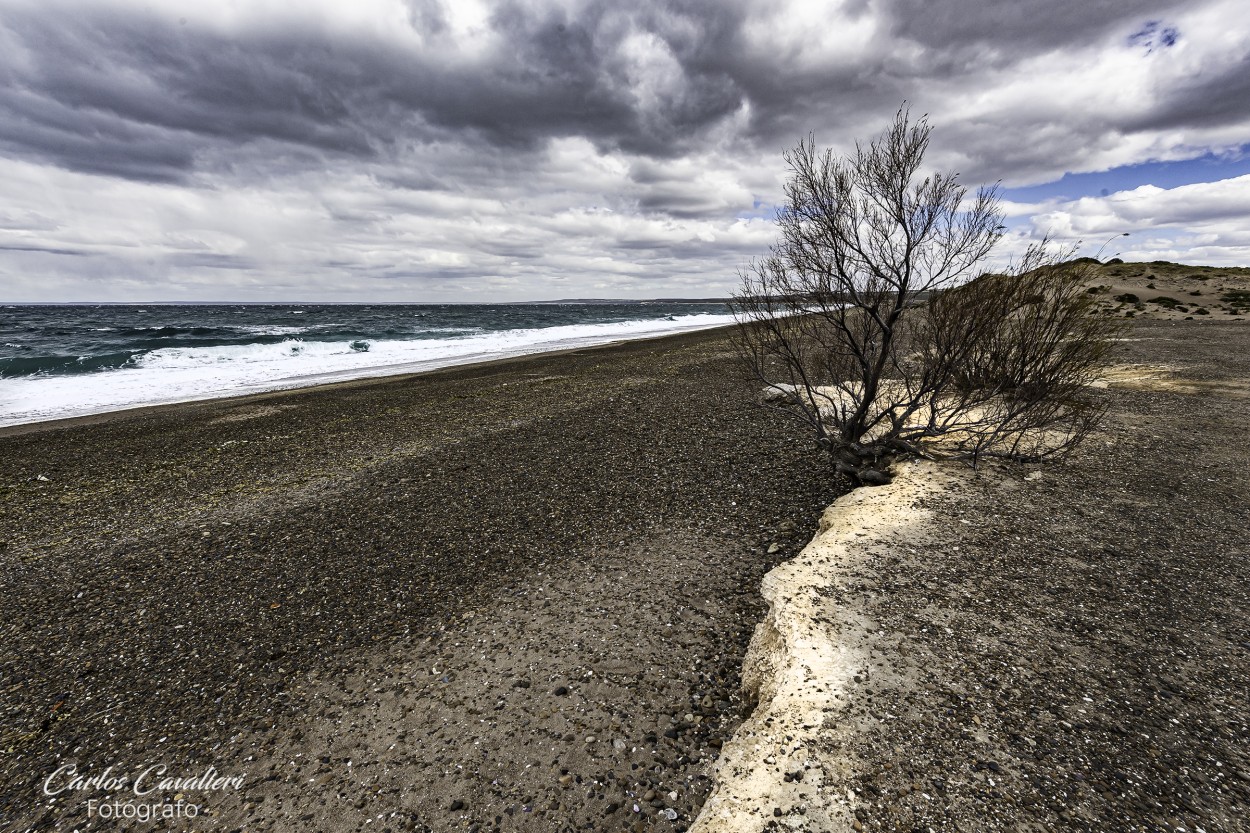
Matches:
[[0, 351, 140, 378], [0, 312, 736, 426]]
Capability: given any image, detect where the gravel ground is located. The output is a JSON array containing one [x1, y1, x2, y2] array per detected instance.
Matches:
[[822, 321, 1250, 832], [0, 328, 841, 833], [4, 319, 1248, 833]]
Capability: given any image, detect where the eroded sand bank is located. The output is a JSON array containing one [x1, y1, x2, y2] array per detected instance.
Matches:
[[692, 460, 955, 832], [695, 321, 1250, 833]]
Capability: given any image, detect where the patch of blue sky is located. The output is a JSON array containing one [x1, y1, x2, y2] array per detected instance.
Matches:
[[1128, 20, 1180, 53], [738, 198, 783, 222], [1000, 148, 1250, 204]]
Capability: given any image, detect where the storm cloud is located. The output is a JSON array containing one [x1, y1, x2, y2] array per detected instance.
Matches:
[[0, 0, 1247, 301]]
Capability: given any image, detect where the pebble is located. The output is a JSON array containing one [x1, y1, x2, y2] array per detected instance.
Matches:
[[0, 330, 862, 833]]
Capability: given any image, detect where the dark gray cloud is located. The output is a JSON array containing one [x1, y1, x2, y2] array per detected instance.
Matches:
[[886, 0, 1174, 54], [166, 252, 257, 270], [0, 0, 1241, 183], [0, 1, 748, 181], [0, 0, 1246, 301], [1127, 56, 1250, 132], [1, 10, 378, 180], [0, 243, 89, 256]]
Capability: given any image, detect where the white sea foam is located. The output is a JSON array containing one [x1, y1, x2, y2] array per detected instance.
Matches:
[[234, 325, 309, 336], [412, 326, 485, 333], [0, 313, 736, 426]]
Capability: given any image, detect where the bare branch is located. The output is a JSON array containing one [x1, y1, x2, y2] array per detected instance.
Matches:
[[731, 110, 1123, 484]]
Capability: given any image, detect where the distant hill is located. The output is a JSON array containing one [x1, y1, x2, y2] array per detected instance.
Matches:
[[1081, 261, 1250, 321]]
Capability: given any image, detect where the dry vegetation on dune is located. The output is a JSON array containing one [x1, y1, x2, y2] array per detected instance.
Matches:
[[1080, 260, 1250, 321]]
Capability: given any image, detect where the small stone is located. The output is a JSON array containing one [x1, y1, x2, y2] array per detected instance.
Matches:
[[773, 808, 783, 817], [643, 790, 656, 802], [767, 543, 782, 554], [584, 735, 596, 743], [450, 799, 465, 812], [553, 686, 569, 696], [613, 739, 626, 751]]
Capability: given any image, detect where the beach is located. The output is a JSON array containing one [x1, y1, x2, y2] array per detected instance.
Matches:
[[695, 320, 1250, 832], [0, 326, 841, 832], [3, 320, 1249, 832]]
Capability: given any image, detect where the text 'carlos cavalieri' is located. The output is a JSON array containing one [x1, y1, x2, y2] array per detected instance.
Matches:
[[44, 764, 246, 823]]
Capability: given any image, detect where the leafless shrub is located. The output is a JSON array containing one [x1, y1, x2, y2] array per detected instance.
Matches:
[[732, 110, 1123, 483]]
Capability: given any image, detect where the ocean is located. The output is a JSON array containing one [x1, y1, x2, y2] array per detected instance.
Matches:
[[0, 303, 735, 427]]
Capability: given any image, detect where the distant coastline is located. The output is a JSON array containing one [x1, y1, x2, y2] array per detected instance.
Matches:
[[514, 297, 733, 305], [3, 297, 734, 306]]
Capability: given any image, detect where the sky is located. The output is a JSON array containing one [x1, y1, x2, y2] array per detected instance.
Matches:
[[0, 0, 1247, 302]]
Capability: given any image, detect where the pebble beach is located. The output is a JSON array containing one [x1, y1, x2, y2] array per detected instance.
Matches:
[[2, 320, 1248, 832], [0, 327, 840, 832]]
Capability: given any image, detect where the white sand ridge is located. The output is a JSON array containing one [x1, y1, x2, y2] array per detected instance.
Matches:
[[690, 460, 954, 832]]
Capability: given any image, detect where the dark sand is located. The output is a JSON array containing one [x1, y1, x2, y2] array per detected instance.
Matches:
[[0, 328, 840, 832]]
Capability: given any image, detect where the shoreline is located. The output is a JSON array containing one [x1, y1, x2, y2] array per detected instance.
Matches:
[[0, 322, 740, 438], [0, 324, 841, 833]]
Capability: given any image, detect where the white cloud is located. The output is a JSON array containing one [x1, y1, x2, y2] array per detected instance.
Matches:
[[1005, 174, 1250, 266]]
